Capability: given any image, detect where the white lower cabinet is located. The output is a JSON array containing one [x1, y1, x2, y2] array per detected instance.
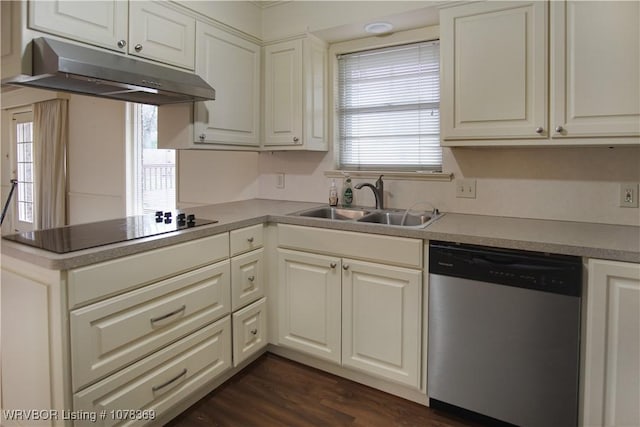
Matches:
[[278, 248, 342, 364], [232, 298, 267, 367], [583, 259, 640, 427], [70, 260, 231, 391], [231, 248, 265, 312], [342, 259, 422, 388], [74, 316, 231, 427], [276, 225, 423, 388]]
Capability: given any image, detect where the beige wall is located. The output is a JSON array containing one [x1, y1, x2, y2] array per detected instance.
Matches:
[[176, 150, 259, 207], [67, 95, 127, 224]]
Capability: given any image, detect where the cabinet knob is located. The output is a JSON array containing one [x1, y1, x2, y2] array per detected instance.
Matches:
[[247, 237, 254, 243], [535, 127, 544, 134], [135, 44, 143, 52], [342, 264, 350, 271], [250, 329, 258, 335], [248, 275, 255, 282], [117, 39, 126, 48], [199, 134, 206, 141], [293, 136, 300, 143], [555, 126, 564, 133], [330, 262, 337, 269]]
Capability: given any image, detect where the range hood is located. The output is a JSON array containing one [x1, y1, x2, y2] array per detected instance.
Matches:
[[3, 37, 215, 105]]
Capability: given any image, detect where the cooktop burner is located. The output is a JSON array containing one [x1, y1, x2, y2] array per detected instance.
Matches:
[[3, 212, 217, 254]]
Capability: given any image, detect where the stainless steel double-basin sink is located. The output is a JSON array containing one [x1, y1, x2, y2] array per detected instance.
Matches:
[[290, 206, 443, 228]]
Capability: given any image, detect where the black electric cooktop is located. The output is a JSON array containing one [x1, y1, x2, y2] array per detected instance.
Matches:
[[2, 212, 217, 254]]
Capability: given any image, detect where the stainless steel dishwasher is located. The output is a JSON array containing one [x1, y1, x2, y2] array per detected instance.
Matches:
[[428, 241, 582, 427]]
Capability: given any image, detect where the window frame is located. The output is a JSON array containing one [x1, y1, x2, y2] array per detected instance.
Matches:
[[329, 27, 442, 174], [11, 110, 36, 232], [126, 103, 176, 216]]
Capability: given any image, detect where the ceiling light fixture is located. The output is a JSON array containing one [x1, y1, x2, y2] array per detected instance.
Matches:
[[364, 22, 393, 35]]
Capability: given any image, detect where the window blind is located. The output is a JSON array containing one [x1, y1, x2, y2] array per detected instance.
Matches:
[[337, 40, 441, 170]]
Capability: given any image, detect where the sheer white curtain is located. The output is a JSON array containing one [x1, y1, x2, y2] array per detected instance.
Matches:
[[33, 99, 68, 229]]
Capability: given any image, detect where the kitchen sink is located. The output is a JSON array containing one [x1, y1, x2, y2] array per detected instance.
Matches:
[[293, 206, 371, 220], [291, 206, 443, 228], [357, 211, 439, 227]]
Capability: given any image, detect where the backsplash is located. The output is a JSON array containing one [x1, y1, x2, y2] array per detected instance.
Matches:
[[257, 145, 640, 227]]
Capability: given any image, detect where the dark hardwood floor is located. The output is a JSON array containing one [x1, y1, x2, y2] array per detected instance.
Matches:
[[165, 353, 476, 427]]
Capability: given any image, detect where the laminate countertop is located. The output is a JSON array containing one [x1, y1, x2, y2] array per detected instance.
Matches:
[[2, 199, 639, 270]]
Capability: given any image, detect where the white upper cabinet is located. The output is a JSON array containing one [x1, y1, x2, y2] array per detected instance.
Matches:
[[29, 0, 128, 52], [264, 39, 303, 147], [194, 22, 260, 147], [441, 1, 547, 141], [28, 0, 195, 70], [441, 0, 639, 146], [264, 35, 328, 151], [128, 1, 195, 70], [550, 1, 640, 139]]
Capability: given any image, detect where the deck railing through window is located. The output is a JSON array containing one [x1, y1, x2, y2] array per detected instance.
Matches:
[[143, 164, 175, 191]]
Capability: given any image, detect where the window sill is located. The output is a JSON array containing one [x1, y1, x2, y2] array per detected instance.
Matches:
[[324, 170, 453, 182]]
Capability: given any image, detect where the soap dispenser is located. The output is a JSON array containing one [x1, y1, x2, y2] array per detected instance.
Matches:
[[329, 180, 339, 206], [342, 175, 353, 207]]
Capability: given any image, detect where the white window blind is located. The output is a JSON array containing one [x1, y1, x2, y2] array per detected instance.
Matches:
[[338, 40, 441, 170]]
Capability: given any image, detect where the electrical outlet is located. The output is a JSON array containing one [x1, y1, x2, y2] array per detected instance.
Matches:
[[276, 173, 285, 189], [619, 183, 639, 208], [456, 178, 477, 199]]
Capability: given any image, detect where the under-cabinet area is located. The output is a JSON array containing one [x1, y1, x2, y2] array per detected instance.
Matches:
[[1, 207, 639, 426]]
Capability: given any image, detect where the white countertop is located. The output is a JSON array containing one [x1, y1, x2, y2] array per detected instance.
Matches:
[[2, 199, 639, 270]]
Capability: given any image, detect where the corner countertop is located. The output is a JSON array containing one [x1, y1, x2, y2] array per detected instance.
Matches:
[[2, 199, 639, 270]]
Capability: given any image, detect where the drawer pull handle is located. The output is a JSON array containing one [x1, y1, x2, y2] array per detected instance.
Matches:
[[250, 329, 258, 335], [248, 275, 255, 282], [343, 264, 350, 271], [150, 305, 186, 326], [330, 263, 337, 269], [152, 368, 187, 393], [247, 237, 254, 243]]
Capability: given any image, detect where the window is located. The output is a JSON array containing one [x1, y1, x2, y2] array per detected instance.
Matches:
[[337, 41, 441, 170], [13, 111, 35, 230], [127, 104, 176, 215]]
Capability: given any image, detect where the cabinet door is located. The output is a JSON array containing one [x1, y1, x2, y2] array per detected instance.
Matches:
[[194, 22, 260, 147], [342, 259, 422, 388], [128, 1, 195, 70], [583, 259, 640, 427], [29, 0, 128, 52], [551, 1, 640, 140], [302, 36, 328, 149], [264, 40, 303, 147], [277, 248, 341, 363], [441, 1, 547, 141]]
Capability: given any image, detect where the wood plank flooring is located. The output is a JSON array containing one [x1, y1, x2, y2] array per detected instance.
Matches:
[[165, 353, 476, 427]]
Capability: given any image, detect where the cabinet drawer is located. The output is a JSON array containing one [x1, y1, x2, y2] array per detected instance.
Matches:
[[231, 248, 265, 311], [70, 260, 230, 391], [230, 224, 264, 256], [74, 316, 231, 427], [232, 298, 267, 367], [68, 233, 229, 308], [277, 224, 422, 268]]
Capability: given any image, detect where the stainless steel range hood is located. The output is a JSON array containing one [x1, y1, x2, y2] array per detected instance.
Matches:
[[3, 37, 215, 105]]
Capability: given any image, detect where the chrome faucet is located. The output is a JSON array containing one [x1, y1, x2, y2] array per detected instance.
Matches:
[[354, 175, 384, 209]]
